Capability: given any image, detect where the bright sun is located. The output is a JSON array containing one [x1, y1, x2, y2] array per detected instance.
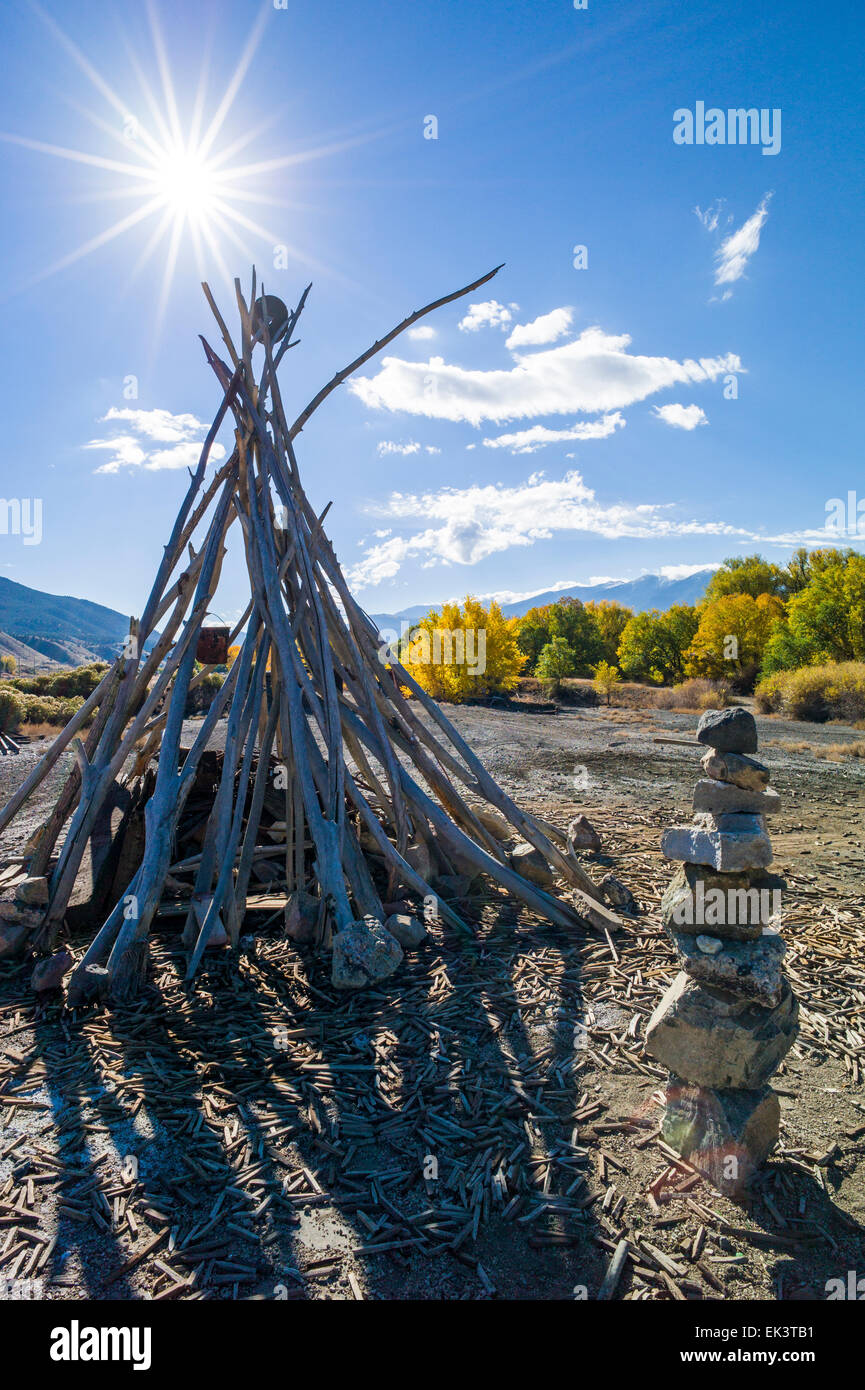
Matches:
[[0, 3, 356, 330], [151, 146, 219, 223]]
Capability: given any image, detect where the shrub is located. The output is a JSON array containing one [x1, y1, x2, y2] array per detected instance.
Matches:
[[0, 689, 25, 733], [754, 661, 865, 723], [535, 637, 578, 695], [653, 678, 734, 711], [19, 694, 86, 726]]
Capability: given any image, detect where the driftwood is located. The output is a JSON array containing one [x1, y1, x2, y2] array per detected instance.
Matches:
[[0, 267, 621, 1002]]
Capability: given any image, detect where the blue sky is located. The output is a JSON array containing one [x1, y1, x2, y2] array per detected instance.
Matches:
[[1, 0, 863, 623]]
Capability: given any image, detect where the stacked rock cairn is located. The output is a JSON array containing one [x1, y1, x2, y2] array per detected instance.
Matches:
[[645, 706, 799, 1196]]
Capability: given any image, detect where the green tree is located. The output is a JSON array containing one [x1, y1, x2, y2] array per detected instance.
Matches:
[[617, 605, 699, 683], [535, 637, 577, 693], [516, 598, 603, 675], [705, 555, 788, 602]]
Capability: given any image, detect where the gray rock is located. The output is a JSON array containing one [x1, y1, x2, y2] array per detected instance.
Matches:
[[384, 913, 427, 949], [0, 897, 42, 927], [693, 779, 780, 817], [696, 707, 758, 754], [509, 842, 556, 888], [0, 922, 31, 960], [473, 807, 513, 841], [701, 749, 769, 791], [600, 873, 633, 908], [644, 971, 798, 1089], [284, 890, 319, 943], [662, 1079, 780, 1195], [666, 927, 787, 1006], [696, 935, 723, 954], [65, 964, 110, 1009], [31, 949, 74, 993], [661, 814, 772, 872], [13, 876, 49, 906], [567, 814, 602, 853], [332, 917, 403, 991], [661, 863, 784, 939]]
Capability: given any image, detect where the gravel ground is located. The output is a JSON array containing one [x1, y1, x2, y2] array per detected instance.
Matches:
[[0, 701, 863, 1302]]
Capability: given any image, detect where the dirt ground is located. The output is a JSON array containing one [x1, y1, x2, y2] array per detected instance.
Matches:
[[0, 700, 863, 1302]]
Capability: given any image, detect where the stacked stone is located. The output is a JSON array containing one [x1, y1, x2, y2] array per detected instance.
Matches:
[[645, 707, 799, 1195]]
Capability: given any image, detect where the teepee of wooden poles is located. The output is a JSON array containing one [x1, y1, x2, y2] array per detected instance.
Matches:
[[0, 267, 621, 1005]]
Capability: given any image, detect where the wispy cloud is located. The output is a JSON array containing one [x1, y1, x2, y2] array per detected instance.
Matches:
[[505, 307, 573, 349], [714, 194, 772, 295], [407, 325, 436, 341], [457, 299, 514, 332], [482, 412, 625, 453], [377, 440, 421, 456], [345, 468, 757, 589], [351, 327, 741, 427], [653, 403, 708, 431], [694, 198, 729, 233], [83, 407, 226, 474]]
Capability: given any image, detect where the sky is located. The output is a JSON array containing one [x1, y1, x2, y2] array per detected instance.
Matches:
[[1, 0, 863, 625]]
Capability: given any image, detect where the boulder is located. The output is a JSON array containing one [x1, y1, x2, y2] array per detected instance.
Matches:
[[331, 918, 403, 991], [666, 927, 786, 1006], [284, 890, 318, 943], [662, 1079, 780, 1196], [384, 913, 426, 949], [644, 971, 798, 1089], [473, 807, 513, 842], [0, 897, 42, 927], [0, 922, 31, 960], [661, 863, 784, 940], [31, 949, 74, 993], [65, 963, 110, 1009], [509, 843, 556, 888], [13, 876, 49, 906], [696, 707, 758, 754], [567, 814, 602, 853], [661, 813, 772, 872], [693, 779, 780, 817], [432, 873, 475, 900], [600, 873, 633, 908], [700, 749, 769, 791]]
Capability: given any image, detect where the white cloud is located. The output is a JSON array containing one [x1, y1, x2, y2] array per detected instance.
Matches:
[[483, 412, 625, 454], [377, 440, 421, 456], [657, 563, 720, 580], [99, 407, 212, 443], [425, 445, 441, 455], [345, 468, 758, 590], [694, 199, 727, 233], [350, 327, 742, 426], [457, 300, 513, 332], [505, 307, 574, 350], [408, 325, 436, 341], [653, 403, 708, 431], [714, 194, 772, 292], [84, 406, 226, 474]]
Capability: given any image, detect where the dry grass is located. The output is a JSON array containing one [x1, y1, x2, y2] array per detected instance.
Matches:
[[652, 678, 733, 712], [764, 735, 865, 761]]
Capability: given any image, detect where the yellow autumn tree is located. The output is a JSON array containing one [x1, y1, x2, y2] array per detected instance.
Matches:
[[402, 596, 526, 702], [685, 592, 784, 679]]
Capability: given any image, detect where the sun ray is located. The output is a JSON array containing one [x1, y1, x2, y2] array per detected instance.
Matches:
[[0, 131, 151, 180], [196, 2, 271, 162], [16, 196, 166, 293], [146, 0, 185, 150]]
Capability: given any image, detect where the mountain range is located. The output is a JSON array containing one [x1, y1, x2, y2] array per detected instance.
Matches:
[[0, 575, 144, 670], [0, 568, 715, 671], [369, 569, 715, 632]]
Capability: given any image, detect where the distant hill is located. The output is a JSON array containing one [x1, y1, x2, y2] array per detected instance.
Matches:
[[0, 576, 148, 668], [369, 568, 715, 632]]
